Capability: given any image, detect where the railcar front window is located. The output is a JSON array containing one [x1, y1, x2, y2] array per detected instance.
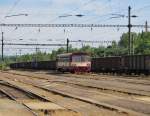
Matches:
[[58, 57, 69, 62], [72, 55, 90, 62], [72, 56, 82, 62], [81, 55, 91, 62]]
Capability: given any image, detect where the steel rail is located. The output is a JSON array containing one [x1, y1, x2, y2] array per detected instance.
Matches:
[[0, 85, 38, 116]]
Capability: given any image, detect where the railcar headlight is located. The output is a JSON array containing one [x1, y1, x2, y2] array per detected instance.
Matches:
[[72, 64, 76, 66], [87, 63, 90, 66]]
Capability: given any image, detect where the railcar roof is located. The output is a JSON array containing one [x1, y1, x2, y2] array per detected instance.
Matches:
[[57, 52, 89, 57], [93, 56, 121, 59], [57, 53, 72, 57]]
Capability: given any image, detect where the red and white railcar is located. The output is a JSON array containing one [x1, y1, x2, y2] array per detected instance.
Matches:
[[56, 52, 91, 73]]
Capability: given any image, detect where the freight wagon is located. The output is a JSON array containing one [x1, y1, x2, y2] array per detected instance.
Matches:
[[10, 61, 56, 70], [91, 56, 121, 73], [92, 55, 150, 75], [121, 55, 150, 75]]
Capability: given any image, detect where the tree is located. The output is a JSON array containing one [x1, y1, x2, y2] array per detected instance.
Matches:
[[135, 32, 150, 54], [118, 32, 137, 48]]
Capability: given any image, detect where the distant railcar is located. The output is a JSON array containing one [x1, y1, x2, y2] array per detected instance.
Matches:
[[92, 55, 150, 75], [92, 56, 121, 73], [121, 55, 150, 75], [10, 61, 56, 70], [56, 52, 91, 73]]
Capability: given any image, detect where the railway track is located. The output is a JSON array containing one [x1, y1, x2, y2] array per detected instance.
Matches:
[[1, 71, 150, 116], [38, 81, 150, 115], [0, 73, 128, 116], [0, 80, 80, 116], [21, 70, 150, 85], [0, 99, 36, 116], [0, 81, 46, 102], [56, 73, 150, 85], [10, 70, 150, 85], [6, 70, 150, 96], [0, 81, 37, 116]]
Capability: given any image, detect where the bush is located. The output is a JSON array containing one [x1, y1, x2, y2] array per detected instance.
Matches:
[[0, 62, 8, 70]]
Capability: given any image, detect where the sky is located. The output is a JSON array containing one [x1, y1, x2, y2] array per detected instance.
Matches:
[[0, 0, 150, 56]]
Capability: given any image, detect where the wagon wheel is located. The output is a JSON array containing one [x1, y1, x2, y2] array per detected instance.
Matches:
[[75, 68, 81, 74]]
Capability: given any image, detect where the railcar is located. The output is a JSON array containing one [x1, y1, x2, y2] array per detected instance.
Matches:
[[92, 56, 121, 73], [121, 55, 150, 75], [56, 52, 91, 73], [10, 61, 56, 70], [92, 55, 150, 75]]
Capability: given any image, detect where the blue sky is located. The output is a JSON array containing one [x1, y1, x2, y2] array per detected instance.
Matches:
[[0, 0, 150, 56]]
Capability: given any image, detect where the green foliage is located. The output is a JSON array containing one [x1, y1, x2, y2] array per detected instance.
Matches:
[[119, 32, 138, 48], [118, 32, 150, 55], [0, 61, 9, 70], [135, 32, 150, 54]]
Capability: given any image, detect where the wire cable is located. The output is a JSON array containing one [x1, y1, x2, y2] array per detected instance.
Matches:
[[47, 0, 97, 23], [5, 0, 21, 17], [133, 4, 150, 13]]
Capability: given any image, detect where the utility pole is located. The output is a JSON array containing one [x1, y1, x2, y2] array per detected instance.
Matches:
[[18, 49, 22, 62], [15, 52, 17, 63], [19, 49, 22, 56], [81, 42, 84, 48], [128, 6, 132, 55], [35, 47, 38, 61], [145, 21, 148, 32], [131, 34, 134, 55], [66, 38, 69, 53], [1, 32, 4, 61]]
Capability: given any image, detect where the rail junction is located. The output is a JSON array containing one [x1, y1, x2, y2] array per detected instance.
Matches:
[[0, 70, 150, 116]]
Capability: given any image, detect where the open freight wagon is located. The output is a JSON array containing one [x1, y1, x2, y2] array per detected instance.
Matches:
[[91, 55, 150, 75]]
